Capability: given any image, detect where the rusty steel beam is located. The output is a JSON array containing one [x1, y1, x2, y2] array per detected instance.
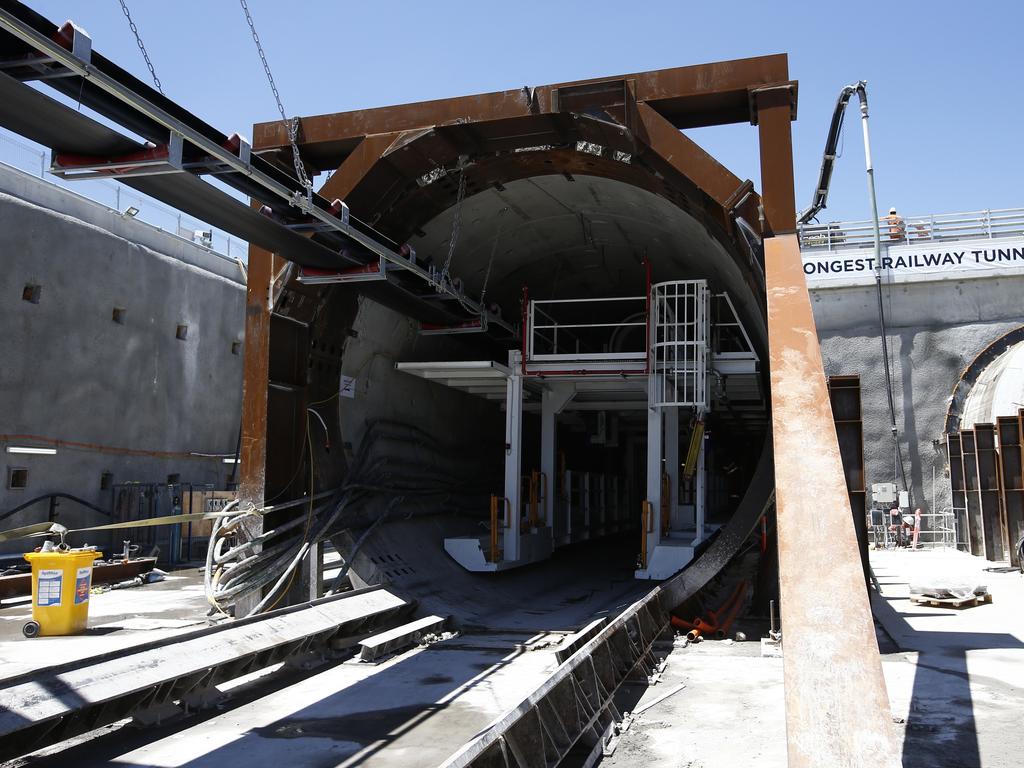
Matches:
[[757, 77, 898, 765], [632, 100, 756, 216], [253, 54, 792, 165], [765, 235, 900, 768], [319, 131, 404, 202], [236, 239, 274, 615], [754, 85, 798, 236]]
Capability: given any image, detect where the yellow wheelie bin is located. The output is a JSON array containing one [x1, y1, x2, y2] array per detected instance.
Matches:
[[22, 548, 102, 638]]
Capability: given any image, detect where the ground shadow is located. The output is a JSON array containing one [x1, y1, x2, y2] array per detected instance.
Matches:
[[872, 591, 1023, 768]]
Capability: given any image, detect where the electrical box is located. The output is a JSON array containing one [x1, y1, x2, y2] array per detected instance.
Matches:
[[898, 490, 910, 508], [871, 482, 897, 505]]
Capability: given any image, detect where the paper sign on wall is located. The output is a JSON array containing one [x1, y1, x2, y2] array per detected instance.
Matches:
[[340, 376, 356, 399]]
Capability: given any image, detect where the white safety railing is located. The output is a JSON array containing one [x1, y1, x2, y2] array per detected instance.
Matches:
[[916, 508, 959, 550], [799, 208, 1024, 252], [527, 295, 647, 363], [649, 280, 709, 409], [0, 128, 247, 261]]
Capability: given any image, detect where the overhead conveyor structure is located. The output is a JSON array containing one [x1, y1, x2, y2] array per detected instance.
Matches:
[[0, 2, 904, 763], [0, 0, 513, 338]]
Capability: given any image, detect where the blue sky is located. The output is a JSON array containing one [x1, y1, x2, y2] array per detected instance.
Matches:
[[24, 0, 1024, 222]]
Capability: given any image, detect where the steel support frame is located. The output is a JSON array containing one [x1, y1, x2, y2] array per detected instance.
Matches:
[[694, 432, 706, 545], [644, 398, 663, 564], [756, 83, 900, 767], [236, 240, 274, 615], [238, 53, 897, 768]]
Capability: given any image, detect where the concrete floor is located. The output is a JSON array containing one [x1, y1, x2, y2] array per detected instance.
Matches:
[[5, 548, 1020, 767], [602, 548, 1024, 768], [2, 537, 651, 767], [0, 568, 212, 679]]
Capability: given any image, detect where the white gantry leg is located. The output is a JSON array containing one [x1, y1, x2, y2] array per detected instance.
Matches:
[[664, 405, 679, 534], [694, 429, 706, 546], [541, 383, 575, 538], [644, 401, 663, 563], [503, 349, 524, 562]]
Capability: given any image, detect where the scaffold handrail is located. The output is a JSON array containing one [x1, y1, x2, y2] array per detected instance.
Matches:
[[800, 207, 1024, 252]]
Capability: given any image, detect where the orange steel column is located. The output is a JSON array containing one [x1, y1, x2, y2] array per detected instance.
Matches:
[[235, 240, 274, 615], [758, 87, 900, 767]]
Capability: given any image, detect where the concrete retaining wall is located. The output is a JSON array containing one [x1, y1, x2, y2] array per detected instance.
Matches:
[[810, 274, 1024, 519], [0, 165, 245, 554]]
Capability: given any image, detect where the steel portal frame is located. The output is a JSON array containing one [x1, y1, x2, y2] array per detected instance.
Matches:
[[246, 53, 898, 768], [0, 5, 902, 762]]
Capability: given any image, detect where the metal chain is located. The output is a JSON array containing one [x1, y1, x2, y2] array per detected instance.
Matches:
[[441, 164, 467, 279], [479, 207, 506, 309], [238, 0, 312, 203], [117, 0, 163, 95]]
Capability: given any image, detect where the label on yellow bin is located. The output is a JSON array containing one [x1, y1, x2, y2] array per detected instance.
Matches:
[[36, 569, 62, 606], [74, 567, 91, 604]]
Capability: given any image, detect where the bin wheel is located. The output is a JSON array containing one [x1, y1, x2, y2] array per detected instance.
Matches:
[[22, 621, 40, 639]]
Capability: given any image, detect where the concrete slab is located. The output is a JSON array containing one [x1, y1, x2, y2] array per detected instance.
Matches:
[[603, 549, 1024, 768], [0, 569, 211, 679], [871, 548, 1024, 768], [15, 630, 560, 768], [603, 640, 786, 768]]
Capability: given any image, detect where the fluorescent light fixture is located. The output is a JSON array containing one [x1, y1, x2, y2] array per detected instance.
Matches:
[[122, 205, 140, 218], [222, 457, 239, 464], [6, 446, 57, 455]]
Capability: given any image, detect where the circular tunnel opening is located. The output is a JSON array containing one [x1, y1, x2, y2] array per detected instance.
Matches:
[[310, 168, 770, 626]]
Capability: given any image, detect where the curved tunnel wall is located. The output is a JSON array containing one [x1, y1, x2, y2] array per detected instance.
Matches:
[[268, 120, 775, 604]]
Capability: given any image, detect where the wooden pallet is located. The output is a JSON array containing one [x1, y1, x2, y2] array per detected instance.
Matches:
[[909, 592, 993, 609]]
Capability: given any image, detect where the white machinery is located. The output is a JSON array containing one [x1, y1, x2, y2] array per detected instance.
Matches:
[[398, 279, 759, 580]]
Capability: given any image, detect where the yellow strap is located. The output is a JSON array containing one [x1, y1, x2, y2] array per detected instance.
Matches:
[[0, 508, 246, 542], [0, 521, 59, 542]]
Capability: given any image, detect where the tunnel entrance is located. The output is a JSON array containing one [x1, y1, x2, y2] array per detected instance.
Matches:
[[395, 272, 761, 579], [250, 67, 785, 620], [313, 173, 769, 603]]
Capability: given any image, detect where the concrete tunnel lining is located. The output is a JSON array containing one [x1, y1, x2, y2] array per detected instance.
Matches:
[[312, 166, 772, 624]]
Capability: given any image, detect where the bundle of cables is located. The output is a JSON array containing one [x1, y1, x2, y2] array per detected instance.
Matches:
[[204, 420, 495, 617]]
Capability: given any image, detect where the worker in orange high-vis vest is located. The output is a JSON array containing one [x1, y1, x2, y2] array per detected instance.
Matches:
[[886, 207, 906, 241]]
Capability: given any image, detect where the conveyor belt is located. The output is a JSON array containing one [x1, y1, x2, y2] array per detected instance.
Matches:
[[0, 70, 361, 270]]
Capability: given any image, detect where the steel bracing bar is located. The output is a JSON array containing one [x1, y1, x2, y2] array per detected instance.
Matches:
[[0, 7, 512, 335]]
